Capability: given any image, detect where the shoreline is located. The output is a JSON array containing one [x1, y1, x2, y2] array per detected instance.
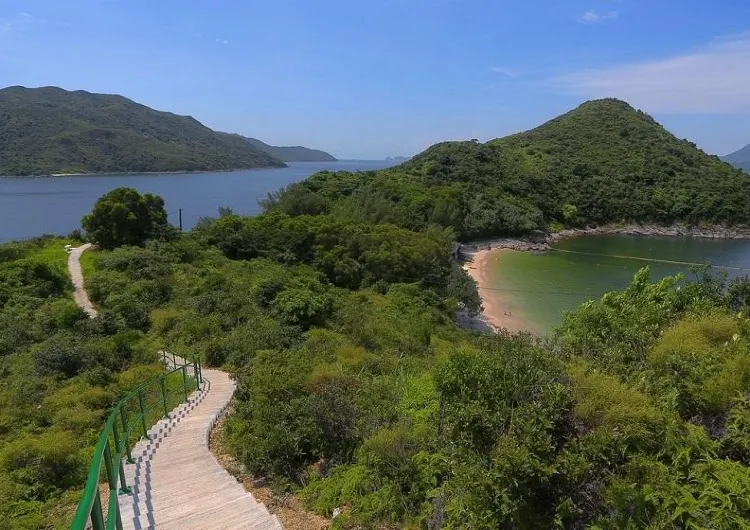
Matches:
[[46, 165, 288, 177], [460, 223, 750, 255], [461, 248, 533, 334], [456, 223, 750, 336], [5, 160, 361, 178], [0, 165, 289, 178]]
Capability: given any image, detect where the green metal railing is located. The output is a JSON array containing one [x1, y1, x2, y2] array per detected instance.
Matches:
[[70, 351, 203, 530]]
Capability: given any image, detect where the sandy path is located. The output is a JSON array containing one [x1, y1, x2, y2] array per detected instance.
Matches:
[[462, 248, 530, 333], [68, 243, 98, 318]]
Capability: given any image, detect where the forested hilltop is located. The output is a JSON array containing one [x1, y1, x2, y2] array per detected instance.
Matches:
[[0, 86, 286, 176], [2, 183, 750, 529], [266, 99, 750, 240]]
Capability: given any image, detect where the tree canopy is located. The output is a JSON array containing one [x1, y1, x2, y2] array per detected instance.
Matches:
[[81, 187, 170, 249]]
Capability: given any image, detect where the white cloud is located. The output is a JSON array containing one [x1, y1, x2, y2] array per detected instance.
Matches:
[[577, 10, 619, 24], [0, 12, 32, 34], [0, 11, 70, 34], [554, 32, 750, 114], [490, 67, 518, 77], [215, 38, 229, 45]]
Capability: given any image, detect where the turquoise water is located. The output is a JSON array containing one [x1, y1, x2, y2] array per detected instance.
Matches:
[[491, 235, 750, 333], [0, 160, 396, 242]]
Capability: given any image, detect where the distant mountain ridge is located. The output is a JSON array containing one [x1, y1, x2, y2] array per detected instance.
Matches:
[[244, 137, 336, 162], [722, 144, 750, 173], [0, 86, 286, 176]]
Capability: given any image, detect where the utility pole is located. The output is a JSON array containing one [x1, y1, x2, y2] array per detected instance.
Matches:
[[178, 208, 183, 231]]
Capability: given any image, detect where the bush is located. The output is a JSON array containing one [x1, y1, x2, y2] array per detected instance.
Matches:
[[649, 313, 743, 417], [271, 278, 333, 329], [33, 336, 86, 378], [204, 340, 228, 367], [568, 362, 667, 450], [0, 429, 84, 496]]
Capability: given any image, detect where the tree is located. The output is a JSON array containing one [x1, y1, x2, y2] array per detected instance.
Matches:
[[562, 203, 578, 225], [81, 188, 169, 249]]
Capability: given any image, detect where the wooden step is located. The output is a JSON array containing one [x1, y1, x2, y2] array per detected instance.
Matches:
[[117, 368, 281, 529]]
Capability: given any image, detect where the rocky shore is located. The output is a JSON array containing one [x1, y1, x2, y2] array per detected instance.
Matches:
[[550, 224, 750, 242], [458, 224, 750, 256]]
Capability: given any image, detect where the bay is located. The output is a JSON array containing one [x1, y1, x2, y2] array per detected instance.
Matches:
[[490, 234, 750, 333], [0, 160, 396, 243]]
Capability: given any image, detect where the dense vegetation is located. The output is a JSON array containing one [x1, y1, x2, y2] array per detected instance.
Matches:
[[265, 99, 750, 239], [3, 193, 750, 528], [0, 86, 285, 176], [723, 143, 750, 173], [4, 98, 750, 529], [0, 238, 163, 529], [244, 137, 337, 162], [75, 209, 750, 529]]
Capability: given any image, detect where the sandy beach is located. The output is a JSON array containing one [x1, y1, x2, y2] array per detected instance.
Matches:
[[462, 248, 531, 333]]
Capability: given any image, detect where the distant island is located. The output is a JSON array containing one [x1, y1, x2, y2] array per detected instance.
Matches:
[[0, 86, 330, 176], [243, 137, 336, 162], [722, 144, 750, 173]]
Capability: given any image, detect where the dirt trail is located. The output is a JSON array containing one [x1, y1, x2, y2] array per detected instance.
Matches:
[[67, 243, 98, 318]]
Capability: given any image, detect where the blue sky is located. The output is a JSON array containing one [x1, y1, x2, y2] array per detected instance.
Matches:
[[1, 0, 749, 159]]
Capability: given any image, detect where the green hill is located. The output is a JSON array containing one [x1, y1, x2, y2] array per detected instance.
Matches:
[[244, 137, 337, 162], [271, 98, 750, 239], [722, 144, 750, 173], [0, 86, 286, 176]]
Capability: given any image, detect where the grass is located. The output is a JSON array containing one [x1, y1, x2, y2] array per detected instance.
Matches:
[[23, 237, 98, 302], [78, 249, 98, 279], [26, 237, 79, 272]]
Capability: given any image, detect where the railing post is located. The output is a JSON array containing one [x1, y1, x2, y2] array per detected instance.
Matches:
[[91, 489, 106, 530], [182, 365, 189, 402], [115, 499, 125, 530], [137, 390, 150, 440], [103, 440, 117, 490], [160, 377, 170, 418], [112, 419, 131, 494], [119, 406, 134, 464], [193, 355, 199, 390], [197, 356, 202, 386]]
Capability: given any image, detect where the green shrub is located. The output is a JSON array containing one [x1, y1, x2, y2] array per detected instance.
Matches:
[[649, 312, 737, 367], [0, 429, 85, 497], [568, 363, 666, 450], [33, 336, 86, 378]]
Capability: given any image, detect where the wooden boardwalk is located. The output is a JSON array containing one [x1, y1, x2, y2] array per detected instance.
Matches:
[[117, 368, 282, 529], [69, 244, 281, 529]]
